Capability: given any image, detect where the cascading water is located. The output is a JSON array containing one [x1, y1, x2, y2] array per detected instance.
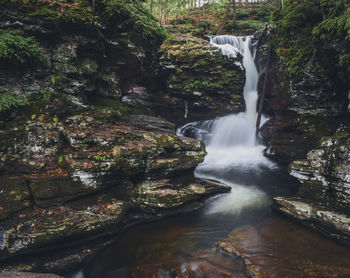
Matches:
[[177, 35, 275, 215], [71, 36, 346, 278]]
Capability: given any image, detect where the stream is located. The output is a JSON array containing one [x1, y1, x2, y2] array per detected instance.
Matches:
[[72, 36, 350, 278]]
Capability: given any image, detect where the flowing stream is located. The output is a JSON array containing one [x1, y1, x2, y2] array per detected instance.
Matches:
[[178, 36, 274, 216], [74, 36, 350, 278]]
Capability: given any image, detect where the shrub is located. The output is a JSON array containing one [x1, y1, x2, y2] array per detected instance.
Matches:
[[0, 29, 44, 65], [0, 90, 28, 112], [236, 8, 250, 19], [39, 89, 57, 102], [271, 0, 349, 77], [102, 0, 167, 40]]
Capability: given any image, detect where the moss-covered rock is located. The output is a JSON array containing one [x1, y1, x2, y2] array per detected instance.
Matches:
[[0, 194, 128, 260], [0, 110, 221, 270], [256, 27, 349, 162], [157, 33, 245, 123], [132, 180, 207, 209]]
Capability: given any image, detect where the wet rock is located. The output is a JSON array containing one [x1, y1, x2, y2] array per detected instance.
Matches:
[[256, 28, 349, 162], [288, 127, 350, 212], [157, 33, 245, 124], [219, 216, 350, 277], [260, 115, 339, 162], [128, 248, 246, 278], [273, 127, 350, 243], [0, 194, 128, 260], [0, 272, 62, 278], [0, 112, 214, 270], [273, 197, 350, 243], [132, 180, 223, 209], [0, 121, 61, 175]]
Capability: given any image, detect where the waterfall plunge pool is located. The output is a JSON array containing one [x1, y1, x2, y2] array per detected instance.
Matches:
[[72, 36, 350, 278]]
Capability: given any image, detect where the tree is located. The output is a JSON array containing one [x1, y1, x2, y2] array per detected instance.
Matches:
[[216, 0, 237, 35]]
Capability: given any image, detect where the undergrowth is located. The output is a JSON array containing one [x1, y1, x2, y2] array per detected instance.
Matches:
[[0, 90, 28, 112], [0, 29, 45, 65], [271, 0, 350, 77]]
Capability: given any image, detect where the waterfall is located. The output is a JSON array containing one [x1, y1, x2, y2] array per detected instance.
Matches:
[[177, 35, 275, 215]]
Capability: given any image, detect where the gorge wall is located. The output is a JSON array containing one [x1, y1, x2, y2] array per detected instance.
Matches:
[[0, 0, 246, 275], [256, 0, 350, 245]]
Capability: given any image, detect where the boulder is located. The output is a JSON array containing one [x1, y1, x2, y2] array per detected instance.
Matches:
[[156, 33, 245, 124]]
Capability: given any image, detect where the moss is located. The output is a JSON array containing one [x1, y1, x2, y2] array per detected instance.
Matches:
[[231, 94, 241, 99], [2, 0, 99, 26], [39, 89, 57, 102], [1, 0, 167, 42], [92, 97, 131, 121], [102, 0, 167, 40]]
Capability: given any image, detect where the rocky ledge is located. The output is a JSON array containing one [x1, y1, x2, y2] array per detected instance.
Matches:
[[0, 112, 230, 273], [273, 126, 350, 244]]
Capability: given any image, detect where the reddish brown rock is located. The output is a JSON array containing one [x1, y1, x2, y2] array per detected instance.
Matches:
[[219, 216, 350, 278]]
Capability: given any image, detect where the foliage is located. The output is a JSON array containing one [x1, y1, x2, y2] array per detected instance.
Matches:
[[235, 19, 265, 31], [271, 0, 350, 77], [102, 0, 167, 39], [58, 155, 64, 164], [184, 80, 201, 92], [0, 90, 28, 112], [2, 0, 166, 40], [184, 80, 210, 92], [0, 29, 44, 65], [4, 0, 99, 25], [88, 154, 112, 161], [236, 8, 250, 19], [39, 89, 57, 102]]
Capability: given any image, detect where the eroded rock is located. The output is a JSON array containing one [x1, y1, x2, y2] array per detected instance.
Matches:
[[273, 127, 350, 243], [0, 194, 128, 260]]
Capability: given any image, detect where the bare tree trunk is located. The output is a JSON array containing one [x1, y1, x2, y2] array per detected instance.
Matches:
[[232, 0, 237, 26], [217, 0, 232, 35]]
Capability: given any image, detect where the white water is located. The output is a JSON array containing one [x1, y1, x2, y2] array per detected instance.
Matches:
[[178, 35, 275, 215]]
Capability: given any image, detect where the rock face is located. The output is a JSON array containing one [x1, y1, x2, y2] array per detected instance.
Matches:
[[0, 1, 230, 274], [256, 26, 350, 245], [256, 28, 349, 162], [156, 33, 245, 124], [273, 127, 350, 243], [0, 111, 229, 271]]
